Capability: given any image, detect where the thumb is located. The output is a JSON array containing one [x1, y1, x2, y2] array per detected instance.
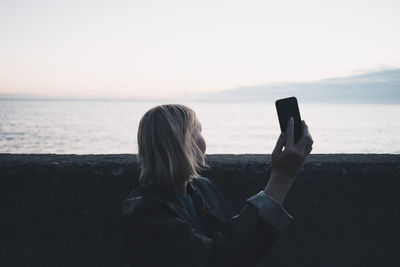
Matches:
[[272, 132, 286, 155]]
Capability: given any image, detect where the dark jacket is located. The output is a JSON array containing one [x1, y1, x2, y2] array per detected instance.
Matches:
[[121, 176, 293, 267]]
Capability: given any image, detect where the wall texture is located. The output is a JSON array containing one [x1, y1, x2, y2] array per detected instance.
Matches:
[[1, 154, 399, 267]]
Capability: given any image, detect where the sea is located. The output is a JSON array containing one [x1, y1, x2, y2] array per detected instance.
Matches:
[[1, 100, 399, 154]]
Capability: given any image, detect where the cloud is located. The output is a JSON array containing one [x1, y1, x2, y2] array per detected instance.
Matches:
[[188, 69, 400, 104]]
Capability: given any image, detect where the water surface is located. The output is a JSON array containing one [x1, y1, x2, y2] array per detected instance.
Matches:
[[1, 100, 399, 154]]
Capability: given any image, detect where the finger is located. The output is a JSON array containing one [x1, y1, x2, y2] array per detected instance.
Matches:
[[305, 144, 313, 156], [272, 132, 286, 155], [300, 120, 308, 133], [299, 121, 313, 148], [286, 117, 294, 148]]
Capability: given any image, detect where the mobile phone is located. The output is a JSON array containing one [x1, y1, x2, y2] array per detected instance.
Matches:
[[275, 96, 303, 144]]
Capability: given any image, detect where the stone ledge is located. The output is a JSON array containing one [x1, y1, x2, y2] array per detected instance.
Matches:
[[1, 154, 399, 267], [1, 153, 400, 164]]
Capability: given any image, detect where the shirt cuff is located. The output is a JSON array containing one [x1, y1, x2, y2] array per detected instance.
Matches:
[[246, 191, 294, 233]]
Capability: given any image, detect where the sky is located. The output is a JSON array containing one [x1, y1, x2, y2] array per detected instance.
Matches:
[[0, 0, 399, 99]]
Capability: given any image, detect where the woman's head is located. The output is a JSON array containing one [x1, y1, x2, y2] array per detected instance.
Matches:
[[137, 104, 206, 192]]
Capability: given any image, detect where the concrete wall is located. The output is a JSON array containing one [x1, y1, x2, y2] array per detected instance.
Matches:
[[1, 154, 399, 267]]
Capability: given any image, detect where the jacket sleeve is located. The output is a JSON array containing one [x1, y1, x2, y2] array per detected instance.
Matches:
[[122, 191, 293, 267]]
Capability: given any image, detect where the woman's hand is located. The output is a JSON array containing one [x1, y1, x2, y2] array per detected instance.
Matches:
[[271, 117, 313, 183], [264, 117, 313, 204]]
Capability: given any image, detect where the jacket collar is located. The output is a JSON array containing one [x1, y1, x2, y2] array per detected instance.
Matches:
[[134, 179, 222, 223]]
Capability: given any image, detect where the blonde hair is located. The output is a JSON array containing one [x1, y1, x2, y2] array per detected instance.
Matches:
[[137, 104, 204, 192]]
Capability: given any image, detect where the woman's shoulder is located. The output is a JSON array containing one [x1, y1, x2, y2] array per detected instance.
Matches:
[[121, 176, 231, 219], [121, 184, 167, 217], [190, 176, 225, 197], [121, 181, 198, 218], [121, 187, 147, 217], [190, 176, 217, 189], [190, 176, 234, 219]]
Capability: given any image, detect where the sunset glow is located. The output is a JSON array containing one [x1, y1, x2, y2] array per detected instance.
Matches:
[[1, 0, 399, 99]]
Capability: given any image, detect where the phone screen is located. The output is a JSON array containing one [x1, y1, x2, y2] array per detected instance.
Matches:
[[275, 96, 303, 144]]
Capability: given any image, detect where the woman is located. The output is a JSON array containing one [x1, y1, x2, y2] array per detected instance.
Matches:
[[122, 104, 313, 267]]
